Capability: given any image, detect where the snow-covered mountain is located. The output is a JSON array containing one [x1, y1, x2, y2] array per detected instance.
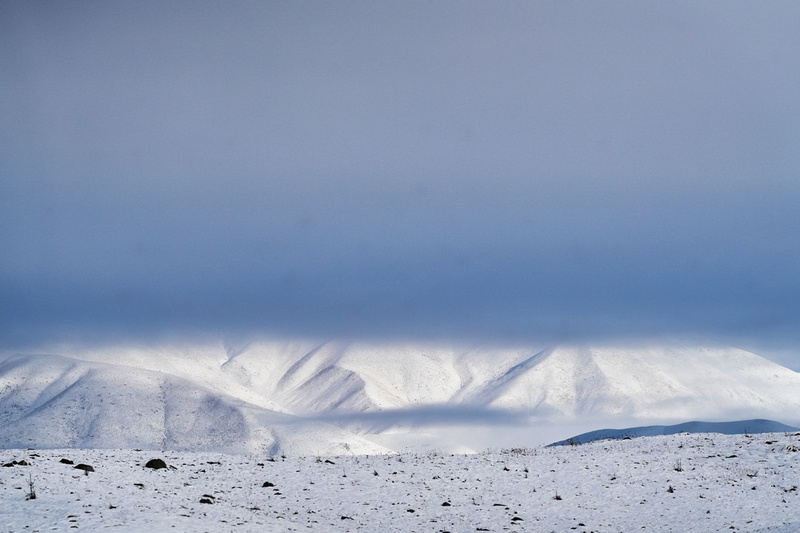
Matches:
[[0, 350, 391, 455], [1, 341, 799, 453]]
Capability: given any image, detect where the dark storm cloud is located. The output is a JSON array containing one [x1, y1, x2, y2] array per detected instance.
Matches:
[[2, 1, 800, 354]]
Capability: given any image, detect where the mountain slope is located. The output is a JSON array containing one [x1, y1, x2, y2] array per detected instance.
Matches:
[[475, 345, 800, 420], [222, 342, 800, 422], [1, 341, 799, 452], [0, 352, 390, 454]]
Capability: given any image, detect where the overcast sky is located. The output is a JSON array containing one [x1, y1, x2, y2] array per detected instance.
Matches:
[[2, 1, 799, 364]]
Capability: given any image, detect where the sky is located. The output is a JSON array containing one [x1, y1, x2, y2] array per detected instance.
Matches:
[[2, 2, 800, 365]]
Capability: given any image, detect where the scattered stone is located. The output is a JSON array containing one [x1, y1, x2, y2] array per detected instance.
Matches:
[[199, 498, 213, 504], [2, 460, 29, 467], [442, 501, 452, 506], [145, 459, 167, 470], [262, 481, 275, 487], [74, 464, 95, 473], [325, 459, 335, 464], [512, 516, 524, 521], [60, 458, 74, 465]]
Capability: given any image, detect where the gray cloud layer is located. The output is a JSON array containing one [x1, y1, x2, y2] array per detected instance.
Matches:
[[2, 2, 800, 352]]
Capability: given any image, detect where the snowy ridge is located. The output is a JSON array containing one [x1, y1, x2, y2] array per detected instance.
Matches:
[[548, 419, 800, 446], [1, 342, 800, 453]]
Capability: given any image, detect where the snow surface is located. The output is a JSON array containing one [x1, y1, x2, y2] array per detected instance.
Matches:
[[2, 342, 800, 453], [2, 431, 800, 531]]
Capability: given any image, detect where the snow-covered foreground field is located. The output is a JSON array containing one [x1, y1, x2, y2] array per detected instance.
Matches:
[[2, 432, 799, 532]]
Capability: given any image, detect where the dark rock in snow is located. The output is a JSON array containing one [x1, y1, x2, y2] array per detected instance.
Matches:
[[75, 464, 94, 472], [145, 459, 168, 470], [60, 458, 74, 465], [262, 481, 275, 487]]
